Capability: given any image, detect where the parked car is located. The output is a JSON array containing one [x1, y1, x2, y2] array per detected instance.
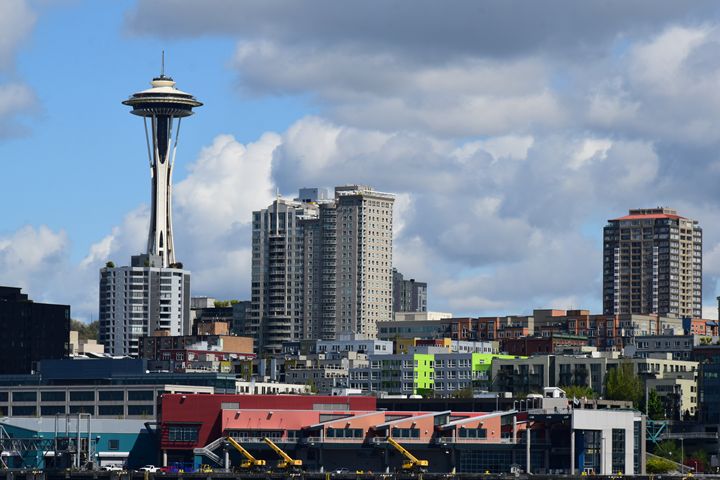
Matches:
[[139, 465, 160, 472], [100, 466, 124, 472]]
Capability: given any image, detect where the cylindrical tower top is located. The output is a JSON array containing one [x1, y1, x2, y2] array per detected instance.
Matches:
[[122, 74, 202, 118]]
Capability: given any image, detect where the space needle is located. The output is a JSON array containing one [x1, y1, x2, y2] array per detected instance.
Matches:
[[123, 57, 202, 268]]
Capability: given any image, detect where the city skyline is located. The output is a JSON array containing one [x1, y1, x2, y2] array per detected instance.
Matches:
[[3, 1, 720, 321]]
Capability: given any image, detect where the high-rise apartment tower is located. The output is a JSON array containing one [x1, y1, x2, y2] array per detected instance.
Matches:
[[249, 198, 318, 353], [603, 208, 702, 317]]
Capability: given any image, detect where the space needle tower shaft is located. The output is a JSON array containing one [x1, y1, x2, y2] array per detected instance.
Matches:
[[122, 58, 202, 268]]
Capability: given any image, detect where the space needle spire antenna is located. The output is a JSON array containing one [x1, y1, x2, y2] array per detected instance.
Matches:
[[122, 57, 203, 268]]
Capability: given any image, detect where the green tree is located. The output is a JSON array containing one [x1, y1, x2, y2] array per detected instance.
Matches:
[[655, 439, 678, 460], [560, 385, 597, 400], [689, 449, 710, 471], [305, 378, 318, 394], [604, 362, 643, 407], [105, 261, 115, 268], [647, 456, 676, 474], [646, 389, 665, 420], [214, 300, 240, 308], [700, 336, 712, 345], [450, 387, 474, 399], [71, 319, 99, 341]]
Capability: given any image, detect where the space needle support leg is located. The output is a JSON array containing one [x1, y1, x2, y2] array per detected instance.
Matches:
[[143, 117, 153, 168], [170, 117, 182, 168]]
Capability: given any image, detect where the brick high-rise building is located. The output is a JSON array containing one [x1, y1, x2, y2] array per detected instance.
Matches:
[[603, 208, 702, 317]]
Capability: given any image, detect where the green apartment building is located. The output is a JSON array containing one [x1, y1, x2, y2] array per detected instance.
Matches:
[[350, 352, 518, 396]]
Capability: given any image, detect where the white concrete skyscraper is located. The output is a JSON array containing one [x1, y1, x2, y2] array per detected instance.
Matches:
[[99, 65, 199, 356]]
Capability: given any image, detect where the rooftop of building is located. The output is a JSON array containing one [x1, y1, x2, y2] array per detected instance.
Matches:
[[610, 207, 685, 222]]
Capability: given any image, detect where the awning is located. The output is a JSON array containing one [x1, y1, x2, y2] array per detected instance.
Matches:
[[306, 411, 380, 430], [439, 410, 518, 429], [374, 411, 452, 429]]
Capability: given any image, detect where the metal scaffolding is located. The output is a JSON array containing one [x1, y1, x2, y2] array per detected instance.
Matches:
[[0, 414, 96, 470]]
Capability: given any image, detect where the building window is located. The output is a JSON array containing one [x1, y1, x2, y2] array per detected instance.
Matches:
[[612, 428, 625, 473], [458, 427, 488, 439], [167, 425, 199, 442], [108, 439, 120, 451], [12, 406, 37, 416], [326, 428, 364, 438], [69, 391, 95, 402], [128, 405, 153, 416], [41, 405, 66, 416], [13, 391, 37, 402], [41, 391, 66, 402], [69, 405, 95, 415], [128, 391, 154, 401], [391, 428, 420, 438], [98, 405, 124, 416], [98, 391, 124, 402]]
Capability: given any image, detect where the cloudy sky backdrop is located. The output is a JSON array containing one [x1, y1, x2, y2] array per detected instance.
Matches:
[[2, 0, 720, 321]]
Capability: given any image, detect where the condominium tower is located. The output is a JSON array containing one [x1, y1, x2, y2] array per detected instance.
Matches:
[[250, 185, 394, 352], [99, 255, 191, 356], [603, 208, 702, 317], [249, 197, 318, 353]]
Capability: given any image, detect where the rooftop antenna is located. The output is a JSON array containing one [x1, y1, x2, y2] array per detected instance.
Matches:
[[161, 50, 165, 77]]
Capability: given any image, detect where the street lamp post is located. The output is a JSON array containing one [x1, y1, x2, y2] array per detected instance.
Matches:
[[681, 437, 684, 472]]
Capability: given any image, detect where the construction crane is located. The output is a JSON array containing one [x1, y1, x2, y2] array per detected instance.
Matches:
[[225, 437, 267, 471], [263, 437, 303, 471], [387, 437, 429, 472]]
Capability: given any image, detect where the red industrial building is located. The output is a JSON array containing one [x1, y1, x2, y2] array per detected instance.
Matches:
[[158, 394, 527, 473], [157, 392, 644, 475]]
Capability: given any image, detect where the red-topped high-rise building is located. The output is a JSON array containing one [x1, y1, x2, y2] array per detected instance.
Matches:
[[603, 207, 702, 317]]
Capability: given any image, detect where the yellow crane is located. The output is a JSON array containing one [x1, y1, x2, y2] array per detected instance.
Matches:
[[387, 437, 429, 472], [263, 437, 303, 471], [225, 437, 267, 471]]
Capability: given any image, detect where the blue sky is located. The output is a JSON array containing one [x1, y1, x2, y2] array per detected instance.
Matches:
[[2, 0, 720, 322]]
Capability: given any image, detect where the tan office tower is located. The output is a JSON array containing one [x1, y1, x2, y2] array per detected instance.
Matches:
[[603, 208, 702, 317], [334, 185, 395, 338], [302, 185, 395, 340]]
